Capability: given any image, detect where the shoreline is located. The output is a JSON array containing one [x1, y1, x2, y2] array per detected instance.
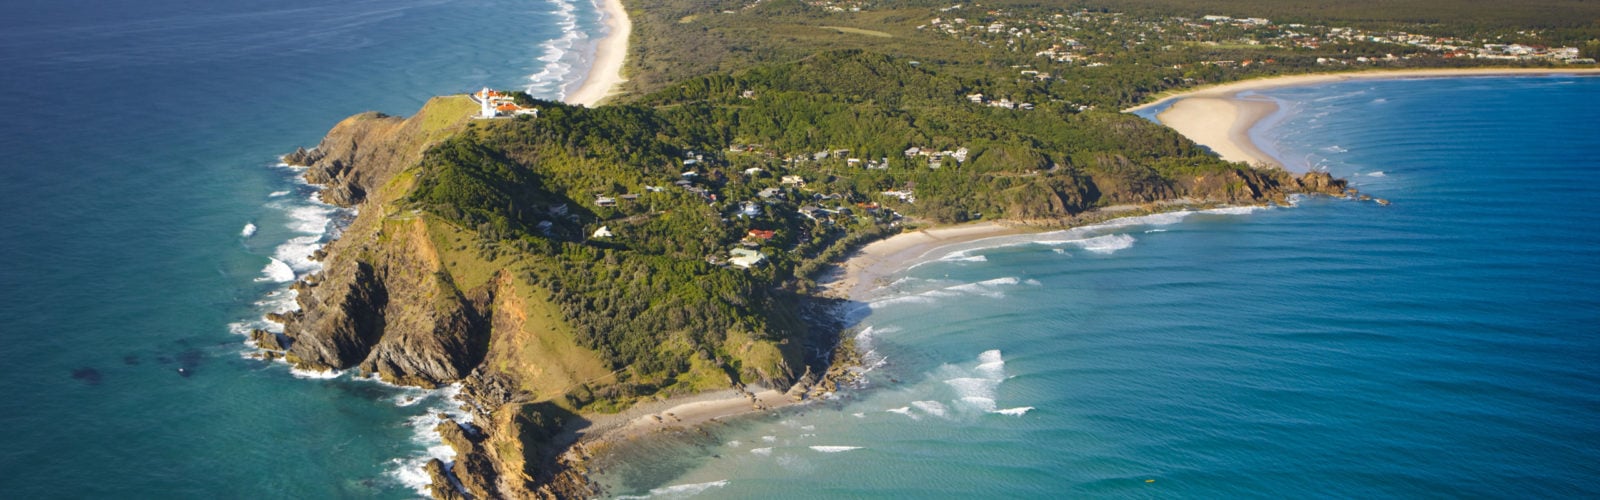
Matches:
[[1130, 68, 1600, 169], [818, 221, 1033, 301], [575, 386, 800, 449], [564, 0, 631, 107]]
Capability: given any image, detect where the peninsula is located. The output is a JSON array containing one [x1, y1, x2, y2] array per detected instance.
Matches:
[[260, 0, 1599, 497]]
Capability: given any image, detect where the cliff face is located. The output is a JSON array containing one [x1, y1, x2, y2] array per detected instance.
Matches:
[[278, 96, 491, 387], [284, 96, 479, 207]]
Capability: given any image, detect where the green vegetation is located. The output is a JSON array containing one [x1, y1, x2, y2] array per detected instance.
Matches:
[[345, 0, 1597, 412]]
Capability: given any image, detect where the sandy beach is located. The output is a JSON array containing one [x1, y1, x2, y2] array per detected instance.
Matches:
[[819, 221, 1032, 301], [1133, 68, 1600, 170], [564, 0, 630, 107]]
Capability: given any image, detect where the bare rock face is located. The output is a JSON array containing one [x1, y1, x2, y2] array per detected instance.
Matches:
[[424, 459, 468, 500], [1294, 171, 1349, 196], [299, 112, 406, 207], [284, 261, 387, 371], [435, 420, 500, 500]]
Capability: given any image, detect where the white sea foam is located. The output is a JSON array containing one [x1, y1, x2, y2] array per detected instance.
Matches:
[[870, 276, 1033, 309], [992, 406, 1034, 416], [761, 435, 777, 443], [1367, 171, 1386, 177], [1144, 228, 1168, 233], [257, 258, 296, 283], [274, 235, 325, 274], [810, 446, 862, 453], [750, 447, 772, 456], [241, 222, 257, 238], [911, 400, 948, 418], [269, 190, 291, 197], [1200, 206, 1267, 216], [387, 384, 475, 497], [524, 0, 588, 100], [932, 350, 1033, 417], [726, 440, 741, 448], [286, 204, 336, 234], [615, 480, 730, 499], [289, 367, 342, 379], [1076, 234, 1135, 255], [886, 406, 918, 419]]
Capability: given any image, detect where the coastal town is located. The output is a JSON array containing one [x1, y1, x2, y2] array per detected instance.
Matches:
[[925, 7, 1597, 68]]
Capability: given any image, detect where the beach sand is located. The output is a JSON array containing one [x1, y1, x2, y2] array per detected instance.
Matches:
[[581, 387, 795, 446], [818, 222, 1032, 301], [564, 0, 630, 107], [1134, 68, 1600, 170]]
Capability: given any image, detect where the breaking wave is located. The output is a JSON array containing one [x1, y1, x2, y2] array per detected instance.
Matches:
[[524, 0, 589, 101], [615, 480, 730, 499]]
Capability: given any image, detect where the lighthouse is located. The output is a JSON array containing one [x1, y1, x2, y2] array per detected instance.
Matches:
[[478, 87, 497, 118]]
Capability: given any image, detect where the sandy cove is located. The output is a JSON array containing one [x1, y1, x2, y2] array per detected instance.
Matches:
[[564, 0, 630, 107], [1132, 68, 1600, 169], [577, 386, 796, 447], [818, 221, 1032, 300]]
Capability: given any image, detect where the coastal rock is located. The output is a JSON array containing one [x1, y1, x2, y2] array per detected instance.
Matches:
[[1295, 171, 1349, 196], [424, 459, 468, 500], [282, 146, 322, 167], [436, 420, 500, 500], [248, 329, 286, 351], [283, 261, 387, 372], [293, 96, 477, 207]]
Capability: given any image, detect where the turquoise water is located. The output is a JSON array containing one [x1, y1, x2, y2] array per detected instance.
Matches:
[[0, 0, 600, 496], [593, 76, 1600, 498]]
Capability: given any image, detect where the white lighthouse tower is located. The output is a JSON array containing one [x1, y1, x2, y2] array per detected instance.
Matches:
[[478, 87, 497, 118]]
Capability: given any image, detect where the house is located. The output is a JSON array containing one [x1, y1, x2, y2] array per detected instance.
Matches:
[[747, 229, 776, 240], [729, 248, 767, 269], [781, 175, 806, 187], [758, 187, 784, 199], [740, 201, 762, 217], [595, 196, 616, 207], [591, 226, 614, 238]]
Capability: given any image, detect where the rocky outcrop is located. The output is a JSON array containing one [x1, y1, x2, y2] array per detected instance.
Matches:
[[286, 96, 477, 207], [281, 219, 491, 387], [436, 420, 501, 500], [285, 261, 386, 371], [1292, 171, 1349, 196]]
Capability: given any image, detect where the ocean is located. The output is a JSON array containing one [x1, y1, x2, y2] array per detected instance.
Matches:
[[590, 75, 1600, 498], [0, 0, 604, 496]]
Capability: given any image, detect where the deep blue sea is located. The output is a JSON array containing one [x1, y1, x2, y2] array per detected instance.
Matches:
[[0, 0, 603, 496], [591, 76, 1600, 498]]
